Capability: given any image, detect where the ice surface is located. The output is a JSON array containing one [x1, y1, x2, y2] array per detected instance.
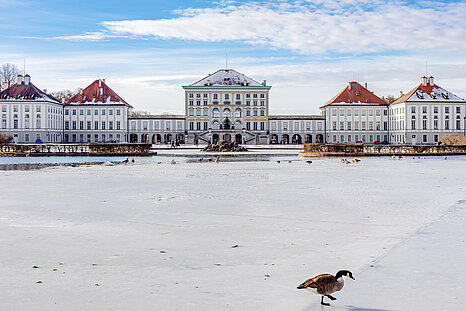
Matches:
[[0, 155, 465, 310]]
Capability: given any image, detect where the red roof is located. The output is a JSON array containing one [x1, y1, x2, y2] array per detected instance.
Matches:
[[393, 81, 465, 104], [67, 79, 131, 107], [321, 82, 387, 108], [0, 82, 59, 103]]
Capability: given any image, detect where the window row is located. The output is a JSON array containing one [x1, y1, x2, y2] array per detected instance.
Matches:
[[65, 121, 121, 130], [331, 108, 387, 117], [188, 93, 266, 100], [65, 108, 121, 116]]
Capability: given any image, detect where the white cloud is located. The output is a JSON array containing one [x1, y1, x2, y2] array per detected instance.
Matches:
[[55, 1, 466, 55]]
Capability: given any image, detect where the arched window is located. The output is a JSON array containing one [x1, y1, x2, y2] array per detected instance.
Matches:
[[196, 108, 201, 116], [189, 108, 194, 116], [223, 108, 231, 118], [213, 108, 220, 118], [212, 120, 220, 130], [235, 108, 242, 118], [203, 108, 208, 116]]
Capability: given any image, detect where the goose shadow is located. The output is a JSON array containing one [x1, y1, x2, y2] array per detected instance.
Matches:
[[303, 305, 392, 311]]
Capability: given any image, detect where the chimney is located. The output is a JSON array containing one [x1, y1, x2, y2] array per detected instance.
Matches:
[[400, 91, 403, 96], [365, 82, 368, 89], [348, 82, 352, 91], [98, 79, 102, 87], [62, 98, 66, 104], [43, 89, 47, 94], [24, 74, 31, 85], [262, 80, 266, 86], [100, 88, 103, 96], [79, 88, 83, 95], [207, 79, 210, 86], [420, 76, 427, 86], [429, 76, 434, 86], [102, 79, 105, 84], [17, 74, 23, 85]]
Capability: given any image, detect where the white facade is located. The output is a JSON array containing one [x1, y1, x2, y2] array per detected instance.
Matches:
[[128, 115, 186, 144], [64, 79, 131, 143], [182, 69, 271, 144], [389, 76, 466, 144], [321, 82, 389, 144], [269, 115, 325, 144], [0, 75, 63, 143]]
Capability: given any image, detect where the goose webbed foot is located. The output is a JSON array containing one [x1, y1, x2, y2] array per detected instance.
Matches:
[[321, 296, 330, 306], [327, 294, 337, 301]]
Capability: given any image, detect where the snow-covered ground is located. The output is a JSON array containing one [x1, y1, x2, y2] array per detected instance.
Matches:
[[0, 155, 465, 310]]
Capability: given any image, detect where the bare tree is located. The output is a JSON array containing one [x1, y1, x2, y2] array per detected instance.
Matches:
[[49, 89, 77, 103], [131, 110, 152, 116], [383, 95, 396, 104], [0, 63, 20, 89]]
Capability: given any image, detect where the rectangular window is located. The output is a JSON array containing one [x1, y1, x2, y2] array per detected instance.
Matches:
[[95, 121, 99, 130], [376, 121, 380, 131], [80, 109, 84, 115], [79, 121, 84, 130], [117, 109, 121, 115], [423, 135, 427, 143], [362, 109, 366, 116], [260, 94, 265, 98], [354, 121, 359, 131], [94, 109, 98, 115], [434, 106, 438, 113], [369, 121, 374, 130], [246, 122, 251, 130], [422, 106, 427, 114], [369, 109, 374, 116], [411, 120, 416, 130], [383, 122, 388, 131], [456, 106, 461, 114], [347, 121, 351, 130], [236, 94, 241, 100], [376, 109, 380, 116], [332, 109, 336, 116], [109, 109, 113, 115], [340, 121, 344, 130], [283, 122, 287, 131], [456, 120, 461, 130], [189, 122, 194, 130], [102, 122, 106, 130], [340, 109, 344, 116], [411, 106, 416, 113], [354, 109, 359, 116], [65, 121, 69, 130], [196, 122, 201, 130], [109, 121, 114, 130], [253, 122, 258, 130], [204, 122, 208, 130], [253, 94, 258, 98], [87, 109, 91, 115], [422, 120, 427, 130], [347, 109, 352, 116], [362, 121, 366, 130], [445, 120, 449, 130], [434, 135, 438, 142], [445, 107, 449, 114], [72, 109, 76, 115], [332, 121, 337, 131], [434, 120, 438, 129], [117, 121, 121, 130], [102, 110, 106, 116], [246, 94, 250, 98], [87, 121, 91, 130], [306, 122, 311, 130]]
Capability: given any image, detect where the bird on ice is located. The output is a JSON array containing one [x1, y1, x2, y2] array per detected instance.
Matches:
[[305, 160, 312, 165], [297, 270, 355, 306]]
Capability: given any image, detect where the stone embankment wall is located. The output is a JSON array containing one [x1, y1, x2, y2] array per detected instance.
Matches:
[[301, 143, 466, 157], [0, 143, 152, 156]]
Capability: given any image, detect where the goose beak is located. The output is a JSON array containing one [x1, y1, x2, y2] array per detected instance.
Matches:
[[350, 275, 355, 280]]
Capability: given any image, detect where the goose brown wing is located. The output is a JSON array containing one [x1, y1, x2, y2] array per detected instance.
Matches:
[[297, 274, 336, 289]]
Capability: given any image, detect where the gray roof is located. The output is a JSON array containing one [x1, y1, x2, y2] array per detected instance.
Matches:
[[187, 69, 266, 87]]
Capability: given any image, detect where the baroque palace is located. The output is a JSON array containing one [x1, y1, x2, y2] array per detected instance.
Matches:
[[1, 69, 465, 145]]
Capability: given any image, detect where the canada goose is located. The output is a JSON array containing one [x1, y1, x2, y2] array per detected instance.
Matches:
[[131, 158, 135, 163], [198, 157, 204, 163], [208, 158, 213, 163], [122, 158, 129, 164], [288, 160, 292, 163], [277, 160, 281, 163], [215, 156, 220, 163], [305, 160, 312, 165], [297, 270, 355, 306], [169, 159, 176, 165], [354, 159, 361, 163]]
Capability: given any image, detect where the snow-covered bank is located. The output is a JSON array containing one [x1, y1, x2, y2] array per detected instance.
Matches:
[[0, 157, 465, 310]]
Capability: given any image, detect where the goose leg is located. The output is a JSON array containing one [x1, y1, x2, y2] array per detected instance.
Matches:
[[321, 296, 330, 306], [327, 295, 337, 301]]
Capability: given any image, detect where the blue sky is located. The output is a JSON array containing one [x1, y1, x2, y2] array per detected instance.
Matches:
[[1, 0, 466, 114]]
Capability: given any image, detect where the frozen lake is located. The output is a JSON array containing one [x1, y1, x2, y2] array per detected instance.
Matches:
[[1, 155, 465, 310]]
